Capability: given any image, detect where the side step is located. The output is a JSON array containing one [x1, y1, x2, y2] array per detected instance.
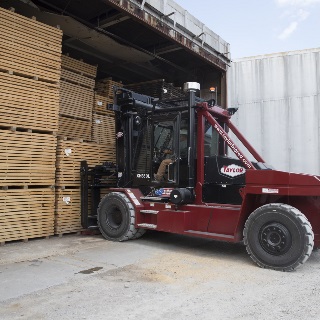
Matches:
[[137, 223, 157, 229], [140, 210, 159, 215], [185, 230, 234, 239]]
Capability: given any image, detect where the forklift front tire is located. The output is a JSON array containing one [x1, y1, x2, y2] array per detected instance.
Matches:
[[243, 203, 314, 271], [97, 192, 146, 241]]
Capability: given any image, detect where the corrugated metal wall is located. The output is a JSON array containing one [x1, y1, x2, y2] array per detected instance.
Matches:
[[228, 48, 320, 175]]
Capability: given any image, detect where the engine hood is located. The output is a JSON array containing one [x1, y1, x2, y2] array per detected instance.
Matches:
[[245, 169, 320, 196]]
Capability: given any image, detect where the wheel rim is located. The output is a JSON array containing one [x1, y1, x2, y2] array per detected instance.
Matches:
[[106, 205, 123, 229], [259, 222, 292, 256]]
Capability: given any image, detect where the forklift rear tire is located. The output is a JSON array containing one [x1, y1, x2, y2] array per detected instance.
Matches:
[[243, 203, 314, 271], [97, 192, 146, 241]]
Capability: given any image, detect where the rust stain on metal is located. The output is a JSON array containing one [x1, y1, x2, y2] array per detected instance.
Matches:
[[105, 0, 227, 71]]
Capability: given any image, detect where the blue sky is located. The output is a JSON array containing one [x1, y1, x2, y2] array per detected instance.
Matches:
[[174, 0, 320, 59]]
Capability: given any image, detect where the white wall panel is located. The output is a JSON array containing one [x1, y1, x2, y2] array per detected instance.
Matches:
[[228, 48, 320, 175]]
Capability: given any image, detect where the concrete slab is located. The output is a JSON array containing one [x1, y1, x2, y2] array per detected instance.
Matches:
[[0, 232, 320, 320]]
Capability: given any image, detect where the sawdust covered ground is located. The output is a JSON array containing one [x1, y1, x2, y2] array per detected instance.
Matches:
[[1, 232, 320, 320]]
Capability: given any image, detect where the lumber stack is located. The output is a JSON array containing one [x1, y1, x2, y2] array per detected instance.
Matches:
[[0, 130, 56, 187], [92, 93, 116, 145], [0, 7, 62, 244], [95, 78, 123, 99], [93, 94, 114, 116], [56, 55, 101, 234], [125, 79, 185, 99], [0, 7, 61, 83], [55, 139, 116, 234], [0, 189, 55, 243], [58, 55, 97, 141], [0, 72, 59, 132], [92, 113, 116, 145]]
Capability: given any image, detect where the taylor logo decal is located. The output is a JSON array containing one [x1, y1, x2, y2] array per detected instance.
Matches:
[[221, 164, 246, 177]]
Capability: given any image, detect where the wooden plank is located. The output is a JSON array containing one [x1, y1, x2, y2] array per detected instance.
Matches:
[[60, 81, 94, 121], [0, 106, 58, 133], [58, 116, 92, 141], [55, 188, 82, 234], [55, 187, 110, 234], [55, 140, 116, 187], [0, 17, 61, 44], [0, 23, 61, 56], [0, 37, 61, 65], [95, 79, 123, 98], [61, 69, 95, 89], [93, 94, 114, 115], [92, 114, 116, 145], [0, 187, 55, 242], [0, 72, 59, 130], [0, 9, 62, 49], [0, 130, 56, 187], [0, 7, 62, 38], [61, 55, 97, 78], [0, 47, 61, 83]]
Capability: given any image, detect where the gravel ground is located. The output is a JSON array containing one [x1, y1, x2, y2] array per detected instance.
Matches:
[[1, 231, 320, 320]]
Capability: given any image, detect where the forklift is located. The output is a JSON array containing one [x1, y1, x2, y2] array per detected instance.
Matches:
[[81, 82, 319, 271]]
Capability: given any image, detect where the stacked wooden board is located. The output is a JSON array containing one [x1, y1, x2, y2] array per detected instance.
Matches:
[[0, 189, 55, 243], [92, 113, 116, 145], [93, 94, 114, 116], [0, 130, 57, 187], [0, 7, 62, 244], [58, 55, 96, 141], [92, 93, 116, 145], [92, 79, 118, 161], [125, 79, 184, 99], [0, 7, 61, 83], [0, 72, 59, 132], [55, 139, 116, 234], [55, 56, 118, 235], [95, 78, 122, 99]]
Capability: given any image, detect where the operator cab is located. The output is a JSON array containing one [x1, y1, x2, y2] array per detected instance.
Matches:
[[113, 88, 188, 190], [112, 86, 271, 203]]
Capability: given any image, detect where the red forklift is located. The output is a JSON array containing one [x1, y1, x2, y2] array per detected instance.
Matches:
[[81, 82, 319, 271]]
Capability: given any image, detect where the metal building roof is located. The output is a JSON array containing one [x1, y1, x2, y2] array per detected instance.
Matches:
[[2, 0, 230, 85]]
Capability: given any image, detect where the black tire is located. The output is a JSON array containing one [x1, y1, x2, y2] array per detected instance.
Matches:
[[243, 203, 314, 271], [97, 192, 146, 241]]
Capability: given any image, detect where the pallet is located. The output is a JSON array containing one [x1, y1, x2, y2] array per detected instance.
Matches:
[[0, 72, 59, 131], [61, 69, 95, 89], [92, 114, 116, 145], [58, 116, 92, 141], [93, 94, 114, 115], [55, 140, 116, 187], [59, 81, 94, 121], [61, 55, 97, 79], [95, 78, 123, 98], [0, 130, 56, 187], [0, 188, 55, 243]]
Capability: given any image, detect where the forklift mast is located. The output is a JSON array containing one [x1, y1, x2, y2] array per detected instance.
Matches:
[[112, 83, 204, 190]]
